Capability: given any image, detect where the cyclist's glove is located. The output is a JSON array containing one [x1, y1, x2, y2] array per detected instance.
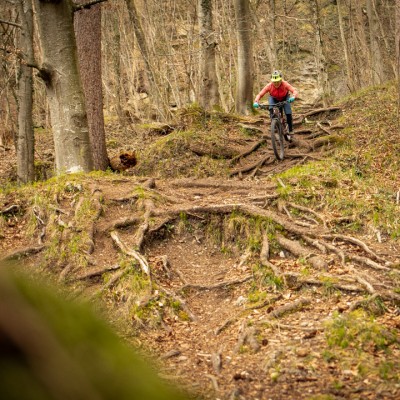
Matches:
[[288, 97, 295, 103], [253, 102, 259, 108]]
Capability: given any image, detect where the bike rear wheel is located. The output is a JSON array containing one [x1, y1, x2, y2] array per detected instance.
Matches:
[[271, 118, 285, 160]]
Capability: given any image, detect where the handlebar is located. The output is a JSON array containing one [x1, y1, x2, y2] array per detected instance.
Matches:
[[258, 101, 288, 110]]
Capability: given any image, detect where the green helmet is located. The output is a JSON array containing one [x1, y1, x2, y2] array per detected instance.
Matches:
[[271, 70, 282, 82]]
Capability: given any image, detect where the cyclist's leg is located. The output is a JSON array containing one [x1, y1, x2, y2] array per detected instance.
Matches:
[[268, 96, 278, 118], [283, 101, 293, 132]]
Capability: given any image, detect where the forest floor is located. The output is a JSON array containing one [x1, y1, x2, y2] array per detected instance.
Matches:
[[1, 90, 400, 399]]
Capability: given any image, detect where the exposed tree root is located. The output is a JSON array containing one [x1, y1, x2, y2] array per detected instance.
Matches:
[[230, 155, 273, 177], [179, 275, 252, 293], [157, 285, 197, 322], [169, 179, 277, 191], [134, 199, 154, 250], [321, 234, 390, 266], [276, 234, 328, 270], [73, 264, 121, 281], [0, 204, 20, 216], [188, 142, 238, 159], [110, 231, 150, 275], [234, 323, 260, 353], [267, 297, 311, 318], [2, 245, 45, 261], [105, 217, 141, 232], [229, 139, 266, 165], [301, 106, 341, 119]]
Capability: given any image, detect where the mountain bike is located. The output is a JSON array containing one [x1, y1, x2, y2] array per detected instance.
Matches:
[[260, 101, 290, 160]]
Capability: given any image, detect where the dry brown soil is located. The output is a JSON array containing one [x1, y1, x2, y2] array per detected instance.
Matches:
[[1, 109, 399, 400]]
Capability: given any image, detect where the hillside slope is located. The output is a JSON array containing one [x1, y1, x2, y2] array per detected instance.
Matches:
[[0, 85, 399, 399]]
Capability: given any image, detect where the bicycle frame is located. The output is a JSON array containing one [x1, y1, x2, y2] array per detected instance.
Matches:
[[259, 101, 288, 160], [269, 102, 288, 134]]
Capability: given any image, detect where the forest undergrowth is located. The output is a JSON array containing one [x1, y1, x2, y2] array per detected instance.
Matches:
[[0, 83, 399, 400]]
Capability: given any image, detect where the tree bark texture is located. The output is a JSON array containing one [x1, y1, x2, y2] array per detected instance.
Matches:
[[34, 0, 93, 174], [312, 0, 331, 106], [198, 0, 220, 110], [267, 0, 277, 71], [124, 0, 158, 101], [366, 0, 385, 84], [234, 0, 253, 115], [74, 1, 109, 170], [337, 0, 355, 92], [397, 0, 400, 115], [17, 0, 35, 183]]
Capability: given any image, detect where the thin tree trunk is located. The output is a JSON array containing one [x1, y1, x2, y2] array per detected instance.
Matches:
[[74, 1, 109, 170], [312, 0, 331, 106], [371, 0, 396, 77], [234, 0, 253, 115], [198, 0, 220, 110], [17, 0, 35, 183], [124, 0, 157, 97], [267, 0, 277, 70], [366, 0, 385, 84], [337, 0, 356, 92], [396, 0, 400, 120]]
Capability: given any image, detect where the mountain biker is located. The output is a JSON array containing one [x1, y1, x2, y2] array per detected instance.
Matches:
[[253, 70, 298, 141]]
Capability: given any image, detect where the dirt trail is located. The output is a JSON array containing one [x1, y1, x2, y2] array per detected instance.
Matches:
[[1, 107, 399, 399]]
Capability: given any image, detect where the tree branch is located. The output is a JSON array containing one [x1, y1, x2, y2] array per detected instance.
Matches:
[[73, 0, 108, 12], [0, 18, 22, 28]]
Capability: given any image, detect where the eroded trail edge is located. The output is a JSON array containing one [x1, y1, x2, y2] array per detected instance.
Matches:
[[2, 175, 399, 400]]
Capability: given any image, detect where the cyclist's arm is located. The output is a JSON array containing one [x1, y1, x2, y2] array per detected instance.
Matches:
[[284, 81, 298, 98], [254, 83, 272, 103]]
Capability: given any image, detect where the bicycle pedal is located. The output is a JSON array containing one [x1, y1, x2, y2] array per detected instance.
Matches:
[[284, 134, 292, 142]]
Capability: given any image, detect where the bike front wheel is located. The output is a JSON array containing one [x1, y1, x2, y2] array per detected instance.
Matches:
[[271, 118, 285, 160]]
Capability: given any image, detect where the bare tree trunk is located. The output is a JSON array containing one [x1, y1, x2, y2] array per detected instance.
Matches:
[[124, 0, 156, 98], [396, 0, 400, 119], [234, 0, 253, 115], [337, 0, 356, 92], [17, 0, 35, 183], [312, 0, 331, 106], [366, 0, 385, 84], [198, 0, 220, 110], [34, 0, 93, 174], [371, 0, 396, 78], [74, 1, 109, 170], [267, 0, 277, 70]]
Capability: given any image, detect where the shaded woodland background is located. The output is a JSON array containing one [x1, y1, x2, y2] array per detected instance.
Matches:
[[1, 0, 398, 143]]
